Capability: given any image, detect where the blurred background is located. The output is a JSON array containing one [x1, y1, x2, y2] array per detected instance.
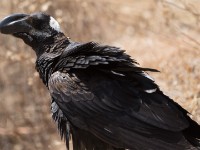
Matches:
[[0, 0, 199, 150]]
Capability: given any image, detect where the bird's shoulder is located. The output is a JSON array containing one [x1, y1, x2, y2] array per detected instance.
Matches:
[[53, 41, 147, 74]]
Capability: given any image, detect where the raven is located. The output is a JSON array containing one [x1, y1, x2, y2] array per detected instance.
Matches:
[[0, 12, 200, 150]]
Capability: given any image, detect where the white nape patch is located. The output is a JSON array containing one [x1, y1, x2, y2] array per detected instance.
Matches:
[[104, 128, 112, 133], [111, 70, 125, 77], [145, 88, 157, 93], [49, 16, 60, 32], [142, 72, 154, 81]]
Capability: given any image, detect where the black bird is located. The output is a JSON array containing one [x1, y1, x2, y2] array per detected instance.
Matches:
[[0, 12, 200, 150]]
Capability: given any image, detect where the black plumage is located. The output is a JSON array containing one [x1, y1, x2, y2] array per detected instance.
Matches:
[[0, 12, 200, 150]]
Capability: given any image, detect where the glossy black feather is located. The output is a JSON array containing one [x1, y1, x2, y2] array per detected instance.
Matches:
[[38, 40, 200, 150], [46, 41, 199, 149]]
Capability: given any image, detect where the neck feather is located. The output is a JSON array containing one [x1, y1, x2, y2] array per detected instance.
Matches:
[[35, 33, 70, 86]]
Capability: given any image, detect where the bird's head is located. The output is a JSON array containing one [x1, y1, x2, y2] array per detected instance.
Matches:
[[0, 12, 62, 48]]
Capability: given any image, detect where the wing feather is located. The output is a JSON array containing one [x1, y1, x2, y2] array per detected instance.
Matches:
[[48, 69, 190, 149], [48, 43, 191, 149]]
